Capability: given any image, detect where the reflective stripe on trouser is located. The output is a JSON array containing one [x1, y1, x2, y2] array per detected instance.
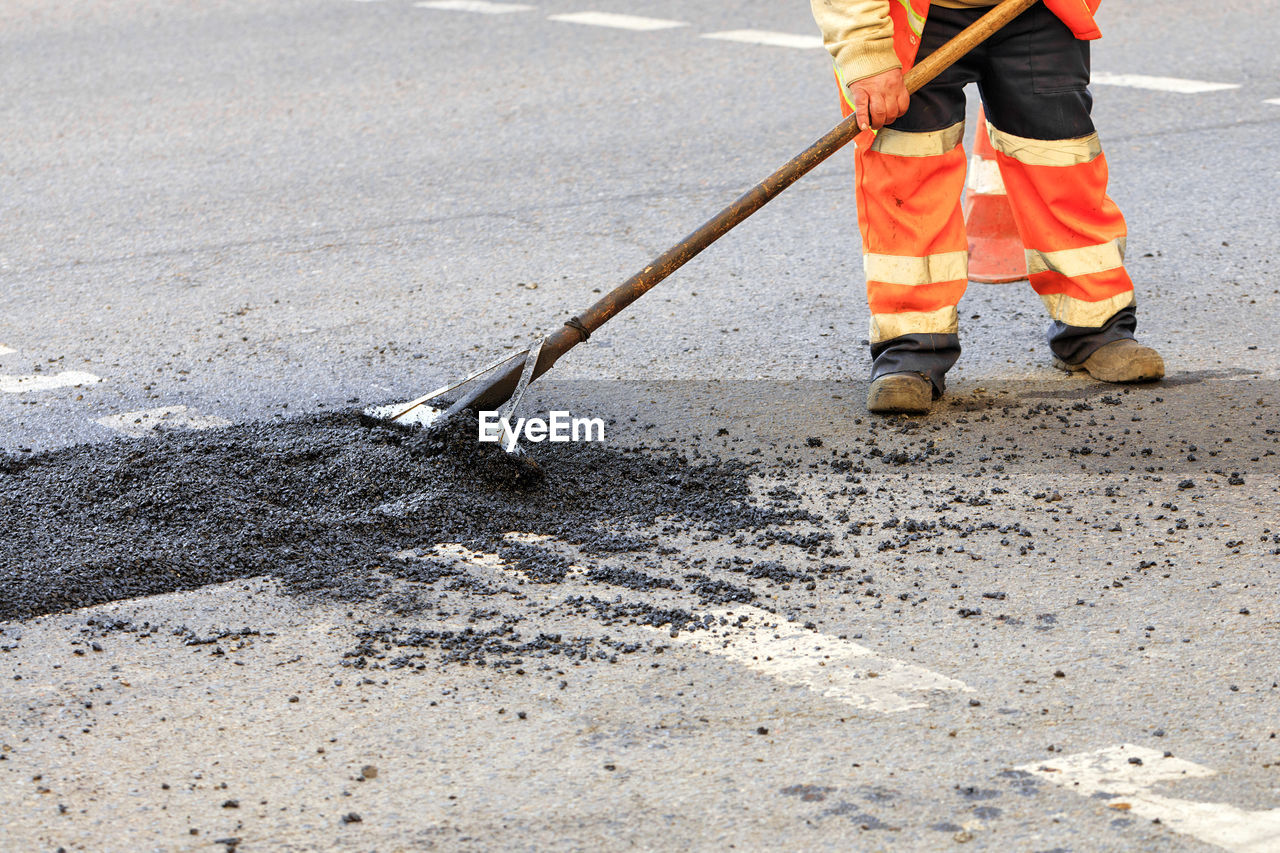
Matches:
[[986, 122, 1136, 360]]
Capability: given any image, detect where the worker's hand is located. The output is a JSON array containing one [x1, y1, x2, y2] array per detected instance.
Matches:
[[849, 68, 909, 131]]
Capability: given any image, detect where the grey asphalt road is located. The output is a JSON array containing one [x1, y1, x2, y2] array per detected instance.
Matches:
[[2, 0, 1279, 850]]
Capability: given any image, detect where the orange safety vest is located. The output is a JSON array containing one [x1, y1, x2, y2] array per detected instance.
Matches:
[[887, 0, 1102, 73]]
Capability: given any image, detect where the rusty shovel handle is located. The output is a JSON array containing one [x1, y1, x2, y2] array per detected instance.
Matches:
[[447, 0, 1040, 417]]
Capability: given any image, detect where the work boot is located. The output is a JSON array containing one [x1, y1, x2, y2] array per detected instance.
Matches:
[[1055, 339, 1165, 383], [867, 372, 933, 415]]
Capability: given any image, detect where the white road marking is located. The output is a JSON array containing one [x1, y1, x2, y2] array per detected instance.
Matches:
[[548, 11, 686, 31], [1091, 72, 1241, 94], [95, 406, 231, 438], [1019, 744, 1280, 852], [413, 545, 969, 713], [670, 608, 972, 713], [967, 155, 1006, 195], [363, 401, 444, 428], [701, 30, 823, 50], [1265, 98, 1280, 107], [432, 539, 586, 575], [0, 371, 101, 394], [503, 531, 555, 545], [415, 0, 534, 13], [0, 345, 15, 357], [431, 543, 507, 569]]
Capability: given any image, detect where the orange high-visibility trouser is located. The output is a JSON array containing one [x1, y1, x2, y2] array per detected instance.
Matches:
[[840, 3, 1137, 391], [854, 122, 1133, 340]]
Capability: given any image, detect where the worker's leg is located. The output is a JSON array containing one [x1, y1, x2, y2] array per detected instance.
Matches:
[[977, 3, 1142, 367], [851, 6, 984, 398]]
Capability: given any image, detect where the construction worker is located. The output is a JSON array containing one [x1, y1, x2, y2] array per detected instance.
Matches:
[[811, 0, 1165, 414]]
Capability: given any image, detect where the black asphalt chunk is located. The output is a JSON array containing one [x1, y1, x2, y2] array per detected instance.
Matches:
[[0, 410, 784, 623]]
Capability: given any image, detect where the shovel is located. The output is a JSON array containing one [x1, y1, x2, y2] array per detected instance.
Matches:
[[368, 0, 1040, 430]]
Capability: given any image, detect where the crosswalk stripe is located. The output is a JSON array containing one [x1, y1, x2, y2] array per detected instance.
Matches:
[[96, 406, 231, 437], [667, 608, 973, 713], [1091, 72, 1241, 94], [701, 30, 823, 50], [420, 543, 971, 713], [0, 371, 100, 394], [1019, 745, 1280, 852], [415, 0, 534, 13], [547, 11, 686, 31]]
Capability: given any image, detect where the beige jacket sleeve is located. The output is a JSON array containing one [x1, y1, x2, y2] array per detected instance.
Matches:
[[810, 0, 901, 84]]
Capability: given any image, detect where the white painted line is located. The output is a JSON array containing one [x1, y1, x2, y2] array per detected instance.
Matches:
[[433, 539, 587, 576], [548, 11, 686, 31], [1019, 744, 1280, 852], [415, 0, 533, 13], [0, 371, 101, 394], [1265, 98, 1280, 107], [363, 401, 444, 428], [1092, 72, 1241, 94], [503, 531, 554, 545], [1019, 744, 1216, 793], [700, 30, 823, 50], [0, 345, 15, 357], [967, 155, 1006, 195], [431, 543, 506, 569], [669, 608, 972, 713], [95, 406, 231, 438], [411, 543, 967, 715], [404, 548, 967, 714]]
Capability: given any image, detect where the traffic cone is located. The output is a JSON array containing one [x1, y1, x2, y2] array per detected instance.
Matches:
[[964, 110, 1027, 283]]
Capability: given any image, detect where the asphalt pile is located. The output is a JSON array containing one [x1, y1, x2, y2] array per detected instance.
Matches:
[[0, 410, 788, 623]]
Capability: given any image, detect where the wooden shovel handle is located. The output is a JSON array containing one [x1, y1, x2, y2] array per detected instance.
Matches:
[[905, 0, 1040, 93]]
